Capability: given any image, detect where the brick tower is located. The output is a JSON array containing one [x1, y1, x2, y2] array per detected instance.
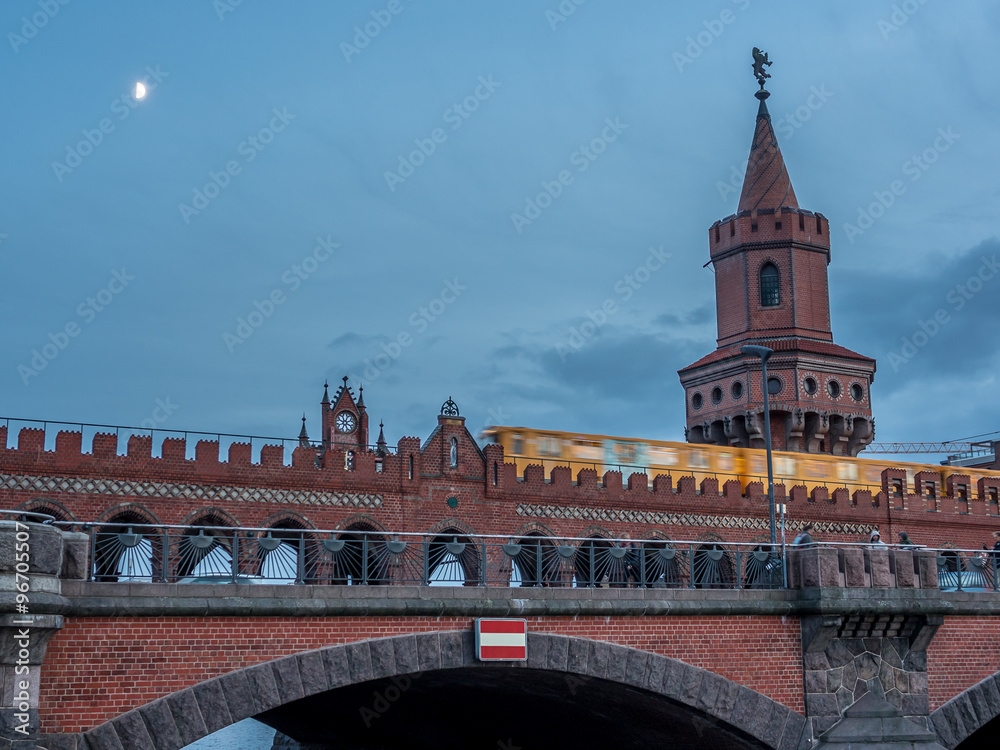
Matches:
[[678, 70, 876, 456]]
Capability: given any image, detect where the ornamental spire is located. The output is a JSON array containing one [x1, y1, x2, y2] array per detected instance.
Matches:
[[738, 48, 798, 213]]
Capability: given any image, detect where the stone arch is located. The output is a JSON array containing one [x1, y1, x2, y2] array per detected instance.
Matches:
[[425, 523, 481, 586], [512, 520, 556, 538], [179, 506, 240, 528], [92, 504, 163, 582], [929, 672, 1000, 748], [173, 509, 241, 580], [253, 513, 321, 583], [335, 514, 387, 533], [77, 632, 805, 750], [426, 517, 477, 537], [95, 502, 161, 527], [16, 497, 76, 523]]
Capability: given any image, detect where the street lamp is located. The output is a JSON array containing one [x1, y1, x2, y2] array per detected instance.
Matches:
[[741, 344, 776, 546]]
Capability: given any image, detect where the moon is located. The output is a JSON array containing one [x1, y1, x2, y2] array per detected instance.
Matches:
[[135, 81, 147, 100]]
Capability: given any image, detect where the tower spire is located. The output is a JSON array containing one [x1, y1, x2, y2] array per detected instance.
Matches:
[[738, 49, 798, 213]]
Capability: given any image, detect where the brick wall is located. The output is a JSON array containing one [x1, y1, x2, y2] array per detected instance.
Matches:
[[927, 616, 1000, 709], [39, 614, 803, 733]]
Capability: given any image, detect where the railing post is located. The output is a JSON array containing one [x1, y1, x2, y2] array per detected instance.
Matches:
[[89, 525, 97, 581], [161, 530, 169, 582], [296, 533, 305, 585], [362, 534, 369, 585], [479, 539, 486, 586], [639, 545, 647, 588], [688, 543, 695, 588], [535, 541, 542, 588], [589, 544, 595, 588], [231, 532, 239, 583], [422, 537, 430, 585]]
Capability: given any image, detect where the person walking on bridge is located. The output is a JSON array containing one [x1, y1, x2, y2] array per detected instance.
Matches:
[[869, 530, 887, 547]]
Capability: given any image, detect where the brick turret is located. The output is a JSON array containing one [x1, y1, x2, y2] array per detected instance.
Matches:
[[678, 84, 876, 456]]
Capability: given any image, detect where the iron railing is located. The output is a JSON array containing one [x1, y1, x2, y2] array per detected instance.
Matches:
[[70, 523, 786, 589]]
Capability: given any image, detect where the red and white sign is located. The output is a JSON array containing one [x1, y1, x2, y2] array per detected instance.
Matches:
[[475, 618, 528, 661]]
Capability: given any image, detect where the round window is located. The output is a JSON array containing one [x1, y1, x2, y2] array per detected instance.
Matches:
[[767, 377, 782, 395], [731, 381, 743, 400], [711, 387, 723, 404], [828, 380, 841, 398], [851, 383, 864, 401], [692, 393, 703, 409], [804, 377, 817, 395]]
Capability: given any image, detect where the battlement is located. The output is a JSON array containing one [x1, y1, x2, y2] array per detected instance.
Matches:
[[710, 208, 830, 259], [3, 421, 998, 549]]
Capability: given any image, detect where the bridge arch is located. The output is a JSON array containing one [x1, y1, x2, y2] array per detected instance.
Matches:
[[930, 672, 1000, 749], [77, 632, 805, 750]]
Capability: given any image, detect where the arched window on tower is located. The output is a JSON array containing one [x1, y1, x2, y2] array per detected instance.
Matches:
[[449, 437, 458, 468], [760, 263, 780, 307]]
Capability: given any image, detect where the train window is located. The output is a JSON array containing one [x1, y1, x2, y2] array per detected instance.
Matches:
[[774, 457, 797, 476], [512, 436, 524, 455], [572, 440, 603, 461], [611, 441, 639, 464], [806, 461, 827, 479], [689, 450, 710, 469], [836, 463, 858, 482], [537, 436, 561, 458], [717, 452, 735, 472], [648, 447, 679, 467]]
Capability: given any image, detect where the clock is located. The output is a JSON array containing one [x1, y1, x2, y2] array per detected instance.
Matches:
[[336, 411, 357, 434]]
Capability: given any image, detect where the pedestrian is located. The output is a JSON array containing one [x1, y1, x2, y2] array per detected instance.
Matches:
[[792, 522, 815, 546], [897, 531, 918, 550], [869, 530, 887, 548], [991, 531, 1000, 566]]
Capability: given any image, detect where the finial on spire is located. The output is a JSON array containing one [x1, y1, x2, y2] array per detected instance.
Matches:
[[751, 47, 772, 93], [357, 383, 365, 409], [342, 375, 349, 387], [321, 380, 330, 406], [298, 413, 309, 446]]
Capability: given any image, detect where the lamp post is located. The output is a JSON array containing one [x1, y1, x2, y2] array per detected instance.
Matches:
[[741, 344, 776, 546]]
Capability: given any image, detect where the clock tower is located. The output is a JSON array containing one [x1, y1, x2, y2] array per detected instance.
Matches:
[[321, 376, 369, 450], [677, 56, 876, 456]]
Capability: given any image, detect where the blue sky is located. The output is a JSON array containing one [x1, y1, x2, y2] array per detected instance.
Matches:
[[2, 0, 998, 457]]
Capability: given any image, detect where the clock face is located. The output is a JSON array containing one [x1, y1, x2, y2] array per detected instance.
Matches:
[[336, 411, 357, 434]]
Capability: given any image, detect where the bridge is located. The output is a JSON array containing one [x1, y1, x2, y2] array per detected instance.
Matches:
[[3, 519, 1000, 750]]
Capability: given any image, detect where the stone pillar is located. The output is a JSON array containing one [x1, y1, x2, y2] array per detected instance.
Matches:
[[800, 613, 941, 743], [0, 522, 71, 749]]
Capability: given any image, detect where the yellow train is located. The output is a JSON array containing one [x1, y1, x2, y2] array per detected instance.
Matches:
[[479, 425, 1000, 498]]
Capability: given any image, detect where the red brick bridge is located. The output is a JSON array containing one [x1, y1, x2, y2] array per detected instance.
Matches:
[[1, 401, 999, 749]]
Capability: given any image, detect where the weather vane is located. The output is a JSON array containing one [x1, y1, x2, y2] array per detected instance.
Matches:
[[751, 47, 772, 89]]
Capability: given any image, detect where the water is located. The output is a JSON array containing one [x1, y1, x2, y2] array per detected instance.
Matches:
[[184, 718, 276, 749]]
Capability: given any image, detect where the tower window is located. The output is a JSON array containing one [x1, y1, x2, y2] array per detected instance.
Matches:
[[715, 225, 720, 243], [760, 263, 780, 307], [804, 377, 817, 395], [449, 437, 458, 468], [816, 216, 822, 234], [730, 222, 735, 237], [711, 387, 723, 404], [692, 392, 703, 410], [799, 214, 805, 230], [827, 380, 841, 398], [731, 381, 743, 399], [851, 384, 864, 401]]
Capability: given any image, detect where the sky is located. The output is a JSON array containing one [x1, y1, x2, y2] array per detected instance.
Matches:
[[2, 0, 999, 461]]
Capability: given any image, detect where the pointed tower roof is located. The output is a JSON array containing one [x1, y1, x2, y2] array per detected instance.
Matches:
[[737, 89, 798, 213], [321, 380, 330, 406], [357, 383, 365, 410], [299, 414, 309, 441], [376, 420, 386, 455]]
